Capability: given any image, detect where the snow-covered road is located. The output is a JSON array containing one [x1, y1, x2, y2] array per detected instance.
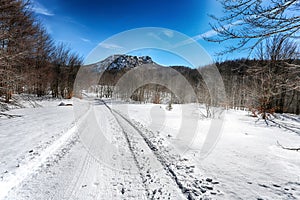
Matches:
[[1, 99, 300, 199], [0, 102, 77, 199], [1, 100, 217, 199]]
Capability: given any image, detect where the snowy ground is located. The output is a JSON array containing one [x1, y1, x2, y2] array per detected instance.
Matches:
[[124, 103, 300, 199], [0, 98, 299, 199]]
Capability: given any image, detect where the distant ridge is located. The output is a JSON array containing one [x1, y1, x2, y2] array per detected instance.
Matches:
[[91, 55, 154, 72]]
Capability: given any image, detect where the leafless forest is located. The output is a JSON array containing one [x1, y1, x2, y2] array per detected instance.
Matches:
[[1, 0, 299, 116]]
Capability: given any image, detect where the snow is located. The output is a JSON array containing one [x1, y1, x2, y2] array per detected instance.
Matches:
[[0, 99, 299, 199], [123, 104, 300, 199], [0, 99, 76, 199]]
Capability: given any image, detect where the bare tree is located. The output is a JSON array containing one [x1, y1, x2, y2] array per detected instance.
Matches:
[[50, 43, 70, 98], [206, 0, 300, 54], [0, 0, 82, 104], [30, 24, 55, 96], [50, 43, 83, 98], [65, 51, 83, 98], [247, 35, 299, 119], [0, 0, 37, 102]]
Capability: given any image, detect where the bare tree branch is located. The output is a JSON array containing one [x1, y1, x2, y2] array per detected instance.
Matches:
[[206, 0, 300, 54], [277, 141, 300, 151]]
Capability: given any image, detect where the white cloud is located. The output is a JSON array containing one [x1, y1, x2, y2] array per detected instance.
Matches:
[[163, 30, 174, 38], [99, 43, 124, 50], [148, 30, 174, 40], [64, 16, 87, 28], [174, 20, 243, 48], [193, 20, 243, 41], [32, 1, 54, 16], [147, 32, 163, 41], [80, 38, 91, 43], [193, 29, 217, 40]]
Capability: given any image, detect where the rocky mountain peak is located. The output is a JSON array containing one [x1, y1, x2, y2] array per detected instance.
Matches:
[[93, 54, 154, 72]]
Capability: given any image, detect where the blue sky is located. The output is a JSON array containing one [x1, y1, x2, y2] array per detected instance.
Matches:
[[32, 0, 248, 67]]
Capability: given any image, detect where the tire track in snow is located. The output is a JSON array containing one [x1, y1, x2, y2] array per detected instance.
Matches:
[[112, 109, 193, 200], [64, 101, 148, 200], [64, 148, 92, 200], [0, 124, 78, 200], [101, 101, 151, 199], [101, 100, 213, 200], [0, 101, 93, 200]]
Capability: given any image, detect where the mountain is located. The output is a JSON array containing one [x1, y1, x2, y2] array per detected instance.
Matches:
[[91, 54, 154, 72]]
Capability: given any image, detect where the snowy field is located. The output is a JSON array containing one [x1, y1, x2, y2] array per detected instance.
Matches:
[[124, 103, 300, 199], [0, 98, 299, 199]]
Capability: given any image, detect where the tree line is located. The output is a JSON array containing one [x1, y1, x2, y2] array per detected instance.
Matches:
[[0, 0, 82, 103], [92, 36, 299, 115], [1, 0, 299, 117], [180, 36, 299, 115], [205, 0, 300, 116]]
